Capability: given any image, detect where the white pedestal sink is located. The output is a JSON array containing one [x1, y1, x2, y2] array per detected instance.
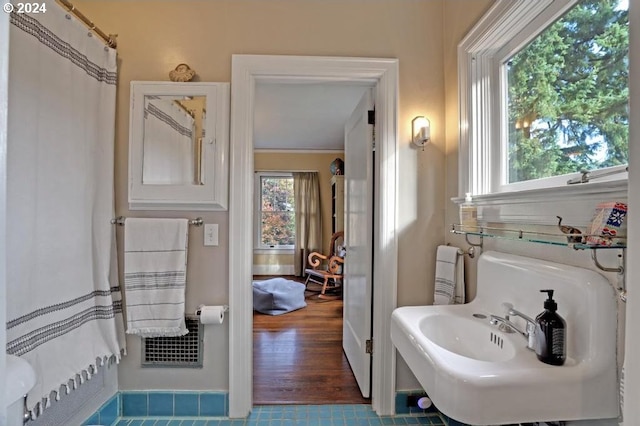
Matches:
[[391, 251, 619, 425]]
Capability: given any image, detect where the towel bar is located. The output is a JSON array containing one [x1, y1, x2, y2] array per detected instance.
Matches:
[[111, 216, 204, 227], [446, 244, 476, 259]]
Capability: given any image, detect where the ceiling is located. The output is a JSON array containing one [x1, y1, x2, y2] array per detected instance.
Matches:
[[253, 82, 371, 151]]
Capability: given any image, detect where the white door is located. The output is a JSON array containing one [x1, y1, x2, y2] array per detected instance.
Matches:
[[343, 89, 374, 398]]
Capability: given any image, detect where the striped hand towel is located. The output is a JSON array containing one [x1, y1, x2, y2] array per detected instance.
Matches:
[[124, 218, 189, 337], [434, 245, 465, 305]]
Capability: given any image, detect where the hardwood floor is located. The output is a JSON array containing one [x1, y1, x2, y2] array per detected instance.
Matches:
[[253, 276, 370, 405]]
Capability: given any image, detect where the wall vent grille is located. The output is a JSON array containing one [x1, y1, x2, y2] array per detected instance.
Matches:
[[141, 316, 203, 368]]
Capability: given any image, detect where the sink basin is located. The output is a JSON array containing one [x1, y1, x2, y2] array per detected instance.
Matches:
[[391, 251, 619, 425], [418, 314, 516, 362]]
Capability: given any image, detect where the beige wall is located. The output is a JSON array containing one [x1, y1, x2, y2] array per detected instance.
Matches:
[[74, 0, 452, 392]]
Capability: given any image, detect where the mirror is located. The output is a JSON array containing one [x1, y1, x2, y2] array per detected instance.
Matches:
[[129, 82, 229, 210], [142, 95, 206, 185]]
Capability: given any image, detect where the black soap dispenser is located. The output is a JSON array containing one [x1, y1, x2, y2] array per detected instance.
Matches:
[[535, 289, 566, 366]]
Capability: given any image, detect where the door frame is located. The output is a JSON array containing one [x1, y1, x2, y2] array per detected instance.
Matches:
[[0, 11, 8, 424], [228, 55, 398, 418]]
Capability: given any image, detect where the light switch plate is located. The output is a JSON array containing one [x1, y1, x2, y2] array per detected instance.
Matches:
[[204, 224, 219, 246]]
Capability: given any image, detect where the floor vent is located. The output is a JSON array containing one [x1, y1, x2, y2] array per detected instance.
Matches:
[[141, 316, 203, 368]]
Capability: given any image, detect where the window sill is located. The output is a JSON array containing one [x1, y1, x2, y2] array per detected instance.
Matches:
[[451, 180, 628, 226], [253, 248, 295, 255]]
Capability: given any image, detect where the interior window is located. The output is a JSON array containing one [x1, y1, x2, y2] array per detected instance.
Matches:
[[256, 173, 295, 250]]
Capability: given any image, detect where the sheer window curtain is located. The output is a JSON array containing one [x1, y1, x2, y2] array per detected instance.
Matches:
[[293, 172, 322, 276]]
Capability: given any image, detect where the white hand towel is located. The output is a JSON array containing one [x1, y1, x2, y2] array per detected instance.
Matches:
[[124, 218, 189, 337], [434, 245, 465, 305]]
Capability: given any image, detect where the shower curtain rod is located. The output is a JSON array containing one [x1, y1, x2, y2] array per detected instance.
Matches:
[[56, 0, 118, 48]]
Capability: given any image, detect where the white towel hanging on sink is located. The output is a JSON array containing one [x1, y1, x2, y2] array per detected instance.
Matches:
[[433, 245, 465, 305]]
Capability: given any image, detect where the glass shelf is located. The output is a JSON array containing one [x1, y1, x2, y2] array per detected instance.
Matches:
[[450, 224, 627, 250]]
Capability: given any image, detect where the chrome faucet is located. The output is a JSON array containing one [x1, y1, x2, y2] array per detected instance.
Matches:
[[489, 314, 523, 335], [490, 302, 538, 351]]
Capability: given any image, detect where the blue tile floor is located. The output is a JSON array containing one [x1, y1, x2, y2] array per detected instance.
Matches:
[[112, 404, 446, 426]]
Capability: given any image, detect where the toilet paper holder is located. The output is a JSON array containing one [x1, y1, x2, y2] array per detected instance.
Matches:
[[195, 305, 229, 316]]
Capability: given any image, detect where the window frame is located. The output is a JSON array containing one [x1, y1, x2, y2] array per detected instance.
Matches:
[[457, 0, 628, 222], [253, 171, 295, 252]]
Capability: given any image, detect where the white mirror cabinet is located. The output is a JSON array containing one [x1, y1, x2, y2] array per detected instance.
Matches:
[[128, 81, 229, 210]]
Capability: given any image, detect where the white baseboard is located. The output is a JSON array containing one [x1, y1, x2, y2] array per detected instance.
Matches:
[[253, 264, 295, 275]]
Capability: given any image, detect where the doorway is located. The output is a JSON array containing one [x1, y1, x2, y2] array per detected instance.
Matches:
[[251, 83, 372, 404], [228, 55, 399, 418]]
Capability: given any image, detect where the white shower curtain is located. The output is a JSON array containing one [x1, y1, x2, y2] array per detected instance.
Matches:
[[6, 4, 125, 414]]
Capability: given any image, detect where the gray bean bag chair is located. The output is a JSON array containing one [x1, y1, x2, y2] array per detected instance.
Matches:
[[252, 278, 307, 315]]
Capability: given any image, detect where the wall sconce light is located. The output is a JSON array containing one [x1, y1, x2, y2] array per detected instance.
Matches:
[[412, 116, 431, 149]]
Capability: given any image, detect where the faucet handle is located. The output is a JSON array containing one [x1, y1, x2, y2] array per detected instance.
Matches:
[[526, 322, 538, 351], [501, 302, 514, 315]]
